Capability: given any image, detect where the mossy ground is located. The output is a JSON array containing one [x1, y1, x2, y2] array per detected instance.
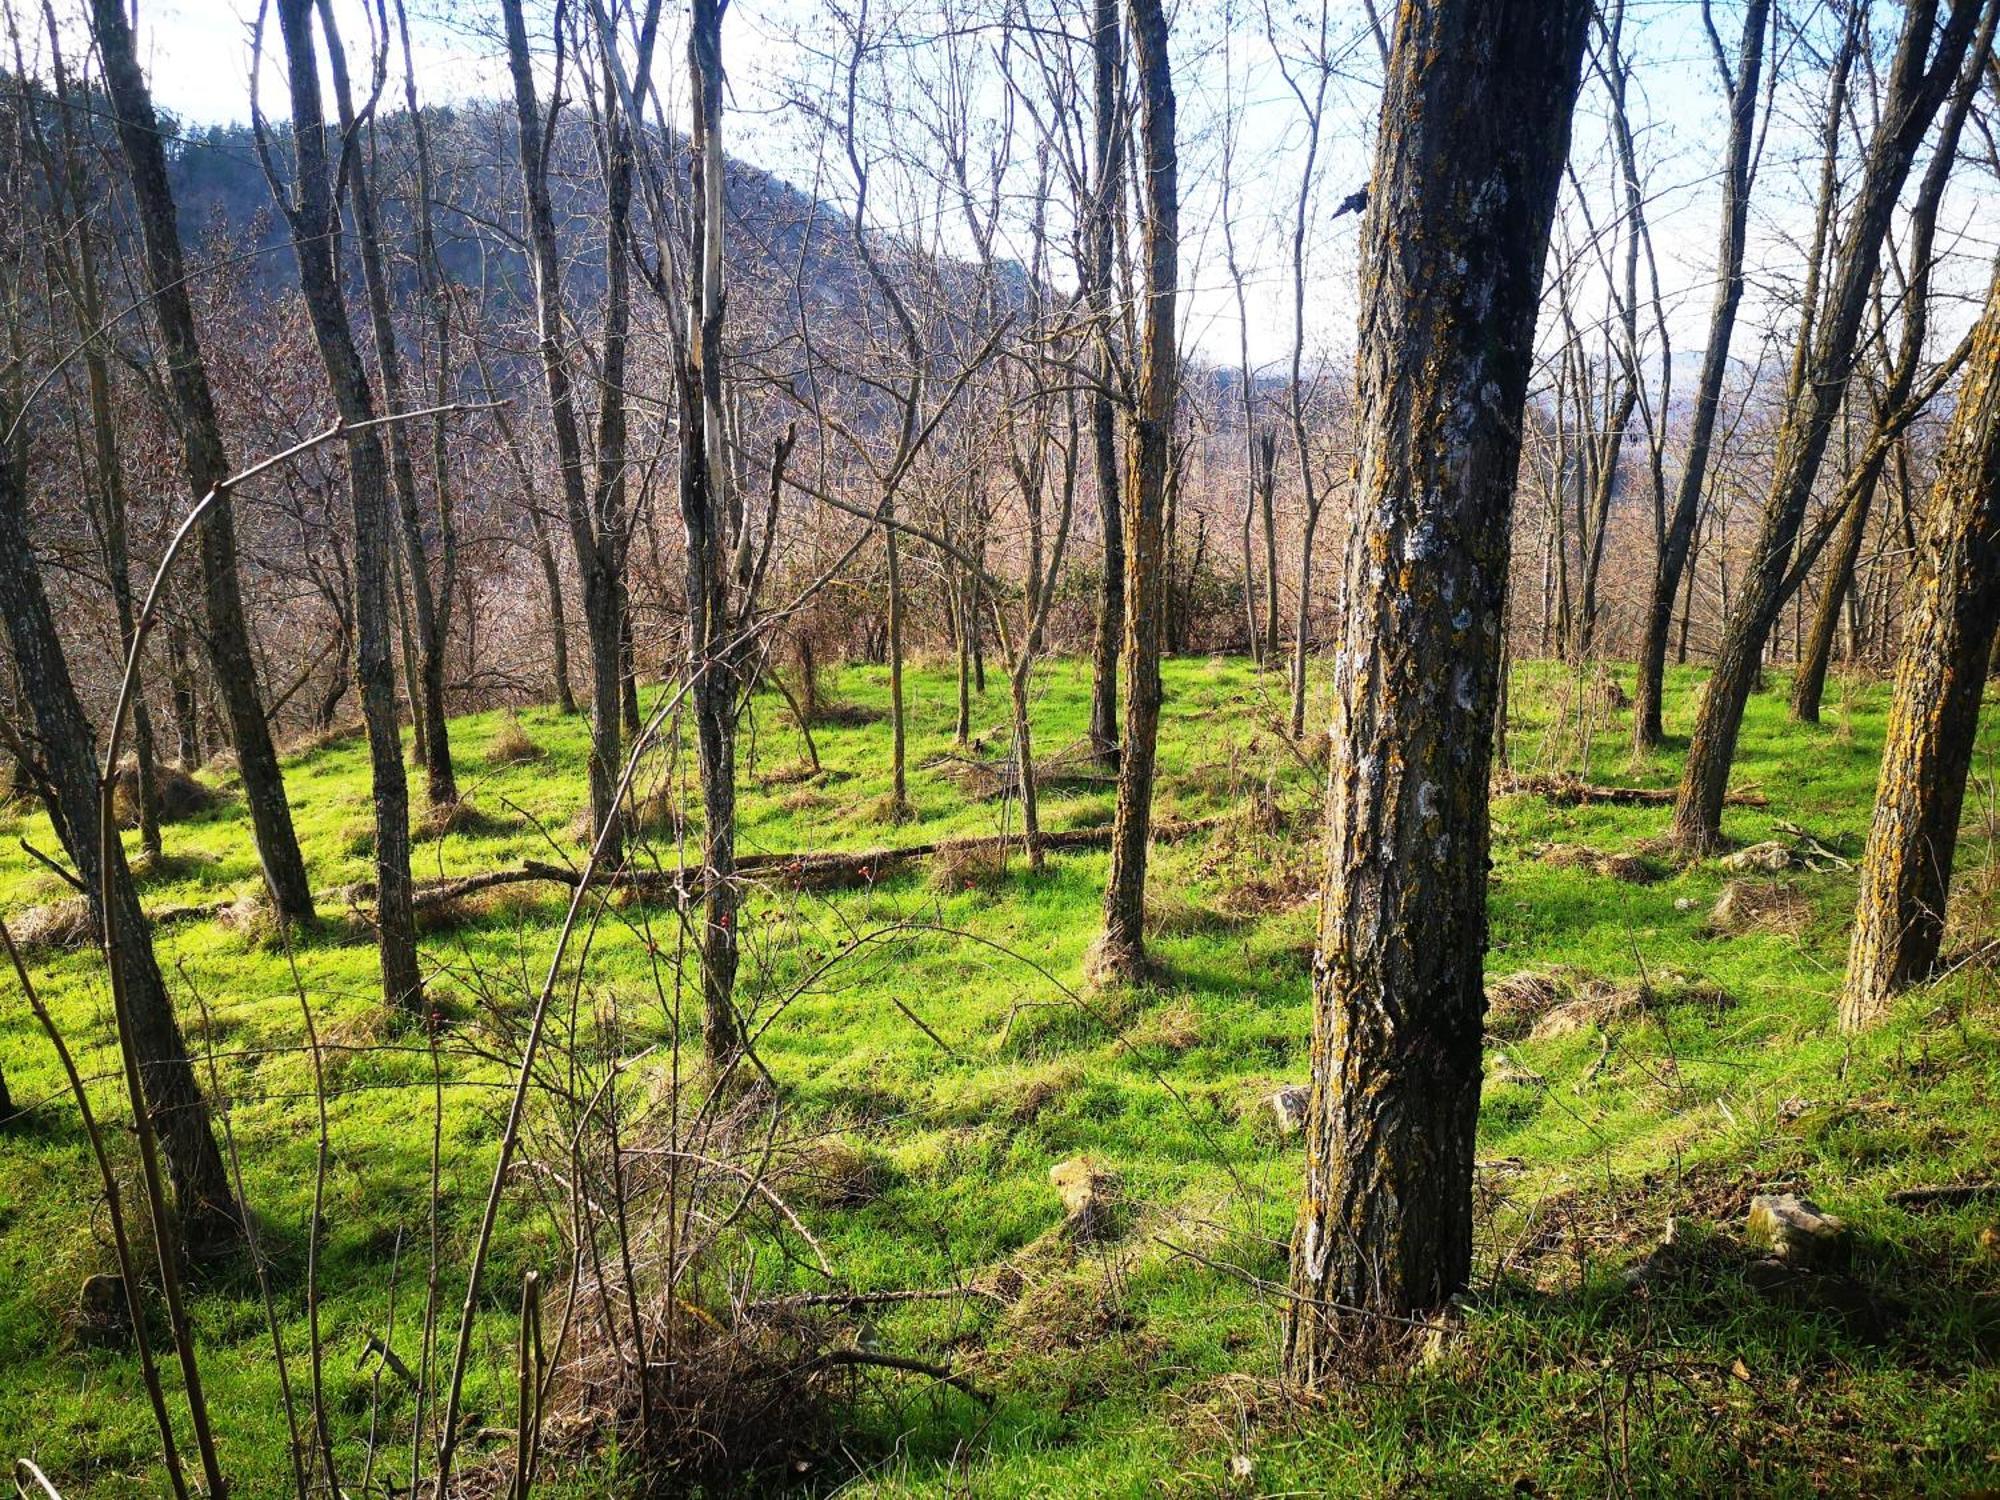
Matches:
[[1, 657, 1997, 1495]]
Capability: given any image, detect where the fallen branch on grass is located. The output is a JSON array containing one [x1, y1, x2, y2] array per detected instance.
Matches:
[[1886, 1182, 2000, 1210], [1496, 771, 1768, 809]]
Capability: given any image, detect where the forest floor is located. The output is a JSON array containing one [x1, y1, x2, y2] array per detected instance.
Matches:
[[1, 657, 1998, 1496]]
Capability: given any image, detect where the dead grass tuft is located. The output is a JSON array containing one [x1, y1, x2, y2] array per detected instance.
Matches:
[[485, 713, 544, 766], [110, 760, 219, 829], [9, 897, 94, 954], [1709, 880, 1813, 936]]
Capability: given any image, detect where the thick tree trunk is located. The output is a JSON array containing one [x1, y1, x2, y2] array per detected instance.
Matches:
[[1635, 0, 1766, 747], [1672, 0, 1983, 852], [1086, 0, 1125, 764], [91, 0, 316, 922], [1842, 262, 2000, 1029], [1089, 0, 1176, 986], [275, 0, 424, 1015], [0, 423, 236, 1251], [1285, 0, 1587, 1371]]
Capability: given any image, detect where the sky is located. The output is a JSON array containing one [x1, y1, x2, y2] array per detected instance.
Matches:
[[52, 0, 2000, 378]]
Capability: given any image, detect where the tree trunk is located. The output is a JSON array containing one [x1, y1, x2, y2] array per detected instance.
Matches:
[[1086, 0, 1125, 764], [1089, 0, 1176, 986], [315, 0, 457, 807], [499, 0, 625, 867], [91, 0, 316, 922], [1842, 260, 2000, 1029], [683, 0, 746, 1062], [0, 416, 236, 1251], [1259, 430, 1280, 663], [528, 503, 577, 714], [1671, 0, 1983, 852], [274, 0, 424, 1015], [1285, 0, 1587, 1370], [1635, 0, 1767, 746], [1792, 470, 1876, 723], [167, 622, 201, 768]]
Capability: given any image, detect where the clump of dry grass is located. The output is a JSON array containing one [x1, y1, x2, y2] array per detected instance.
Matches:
[[485, 713, 544, 766], [1708, 880, 1813, 936], [110, 760, 218, 829], [414, 797, 514, 843], [1122, 999, 1203, 1055], [1538, 842, 1660, 884], [928, 839, 1013, 895], [9, 897, 94, 954]]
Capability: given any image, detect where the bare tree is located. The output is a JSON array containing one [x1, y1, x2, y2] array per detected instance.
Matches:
[[0, 399, 237, 1253], [498, 0, 631, 867], [90, 0, 317, 923], [1671, 0, 1986, 853], [265, 0, 424, 1013], [1633, 0, 1769, 748], [1088, 0, 1177, 986], [1285, 0, 1588, 1363]]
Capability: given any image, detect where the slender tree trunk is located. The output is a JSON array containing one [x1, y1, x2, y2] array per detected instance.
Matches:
[[1089, 0, 1176, 986], [0, 422, 236, 1250], [316, 0, 457, 806], [682, 0, 746, 1061], [886, 516, 909, 815], [499, 0, 624, 866], [1259, 430, 1280, 663], [1285, 0, 1587, 1368], [1635, 0, 1767, 746], [91, 0, 316, 922], [1793, 471, 1876, 723], [1843, 261, 2000, 1027], [1672, 0, 1984, 852], [528, 504, 577, 714], [167, 622, 201, 767], [1086, 0, 1125, 763], [274, 0, 423, 1014]]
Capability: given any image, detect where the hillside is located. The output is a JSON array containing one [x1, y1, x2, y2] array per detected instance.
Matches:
[[1, 659, 1996, 1494]]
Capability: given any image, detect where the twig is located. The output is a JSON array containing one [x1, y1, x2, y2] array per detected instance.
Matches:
[[813, 1347, 992, 1406], [17, 839, 85, 893], [1887, 1181, 1999, 1209]]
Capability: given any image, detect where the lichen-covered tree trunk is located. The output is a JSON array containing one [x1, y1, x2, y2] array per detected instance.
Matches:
[[275, 0, 424, 1015], [1089, 0, 1176, 985], [1284, 0, 1588, 1373], [1842, 261, 2000, 1030], [1671, 0, 1983, 852], [91, 0, 316, 923], [0, 414, 236, 1251]]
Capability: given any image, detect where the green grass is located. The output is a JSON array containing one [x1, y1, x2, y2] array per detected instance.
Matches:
[[1, 655, 1998, 1496]]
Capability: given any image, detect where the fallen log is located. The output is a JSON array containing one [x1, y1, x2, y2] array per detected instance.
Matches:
[[1886, 1182, 2000, 1210], [1495, 771, 1768, 809]]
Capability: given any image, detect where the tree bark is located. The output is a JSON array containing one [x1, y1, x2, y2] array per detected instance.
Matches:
[[273, 0, 424, 1015], [315, 0, 457, 806], [1671, 0, 1984, 852], [499, 0, 625, 867], [1842, 259, 2000, 1029], [1089, 0, 1176, 986], [682, 0, 746, 1062], [1086, 0, 1126, 764], [1635, 0, 1767, 746], [91, 0, 316, 922], [0, 414, 236, 1251], [1285, 0, 1587, 1370]]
